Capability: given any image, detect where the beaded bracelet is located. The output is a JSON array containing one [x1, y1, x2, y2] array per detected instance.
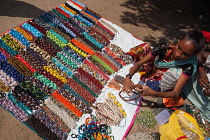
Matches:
[[88, 55, 114, 75], [7, 92, 33, 115], [35, 38, 58, 57], [0, 47, 11, 58], [0, 96, 29, 122], [51, 8, 69, 21], [67, 78, 96, 104], [1, 33, 24, 51], [46, 29, 67, 49], [82, 32, 104, 49], [103, 46, 126, 66], [32, 17, 52, 30], [55, 7, 72, 18], [42, 36, 62, 51], [63, 47, 84, 63], [24, 76, 54, 95], [72, 75, 98, 98], [51, 57, 73, 77], [101, 50, 123, 69], [7, 56, 33, 76], [0, 69, 18, 88], [43, 65, 67, 83], [14, 26, 35, 42], [35, 104, 70, 140], [86, 27, 110, 46], [52, 27, 72, 41], [57, 52, 78, 69], [9, 29, 31, 47], [50, 93, 80, 121], [15, 55, 37, 73], [27, 20, 47, 35], [38, 69, 64, 88], [25, 116, 62, 140], [39, 12, 57, 27], [57, 22, 77, 38], [0, 39, 18, 56], [0, 59, 25, 82], [34, 71, 58, 89], [61, 4, 77, 16], [66, 1, 82, 12], [71, 38, 95, 55], [45, 97, 77, 129], [95, 52, 119, 72], [58, 5, 75, 17], [68, 0, 85, 10], [19, 80, 49, 101], [21, 23, 43, 38], [67, 42, 88, 58], [59, 51, 81, 66], [75, 14, 93, 27], [95, 22, 115, 39], [84, 59, 109, 81], [62, 21, 81, 36], [58, 88, 92, 114], [75, 67, 103, 89], [63, 84, 89, 105], [52, 90, 83, 117], [13, 85, 40, 110]]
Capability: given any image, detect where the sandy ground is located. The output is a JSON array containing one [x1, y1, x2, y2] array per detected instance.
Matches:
[[0, 0, 209, 140]]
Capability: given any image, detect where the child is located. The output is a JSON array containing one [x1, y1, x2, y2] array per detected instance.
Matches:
[[122, 30, 206, 98]]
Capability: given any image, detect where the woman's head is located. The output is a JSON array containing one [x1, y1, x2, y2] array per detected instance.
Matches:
[[172, 30, 205, 60]]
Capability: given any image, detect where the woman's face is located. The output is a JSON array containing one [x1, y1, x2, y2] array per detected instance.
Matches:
[[172, 38, 195, 60]]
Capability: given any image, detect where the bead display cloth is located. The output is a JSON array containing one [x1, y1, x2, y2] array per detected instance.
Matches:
[[0, 0, 145, 139]]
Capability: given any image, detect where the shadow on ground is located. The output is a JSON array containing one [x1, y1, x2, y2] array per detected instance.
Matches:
[[0, 0, 44, 18], [120, 0, 210, 45]]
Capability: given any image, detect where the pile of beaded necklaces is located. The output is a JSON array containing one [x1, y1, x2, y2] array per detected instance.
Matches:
[[94, 93, 126, 126]]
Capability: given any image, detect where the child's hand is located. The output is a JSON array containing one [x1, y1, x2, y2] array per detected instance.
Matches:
[[134, 85, 156, 96], [198, 69, 210, 88]]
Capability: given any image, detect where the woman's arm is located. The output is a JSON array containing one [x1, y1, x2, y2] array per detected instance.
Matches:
[[135, 74, 189, 98], [122, 52, 153, 94]]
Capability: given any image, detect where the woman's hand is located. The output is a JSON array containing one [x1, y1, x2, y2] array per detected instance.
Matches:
[[122, 77, 134, 96], [198, 69, 210, 88], [134, 85, 156, 96]]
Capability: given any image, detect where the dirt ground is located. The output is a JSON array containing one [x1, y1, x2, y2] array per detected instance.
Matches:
[[0, 0, 209, 140]]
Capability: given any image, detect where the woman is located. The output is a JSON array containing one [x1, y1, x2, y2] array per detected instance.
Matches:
[[122, 30, 205, 98]]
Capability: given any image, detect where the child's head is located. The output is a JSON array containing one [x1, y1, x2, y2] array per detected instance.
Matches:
[[181, 30, 205, 53], [173, 30, 205, 60]]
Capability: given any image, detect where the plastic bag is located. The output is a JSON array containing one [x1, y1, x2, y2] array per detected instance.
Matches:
[[159, 110, 205, 140]]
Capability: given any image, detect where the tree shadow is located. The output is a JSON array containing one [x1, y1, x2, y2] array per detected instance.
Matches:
[[120, 0, 210, 45], [0, 0, 45, 18]]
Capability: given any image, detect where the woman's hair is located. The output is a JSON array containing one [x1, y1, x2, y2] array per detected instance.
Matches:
[[181, 30, 205, 53]]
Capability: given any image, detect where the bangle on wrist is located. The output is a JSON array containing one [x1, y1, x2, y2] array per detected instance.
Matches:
[[126, 74, 133, 79]]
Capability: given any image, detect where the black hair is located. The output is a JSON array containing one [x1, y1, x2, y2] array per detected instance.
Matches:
[[181, 30, 205, 53]]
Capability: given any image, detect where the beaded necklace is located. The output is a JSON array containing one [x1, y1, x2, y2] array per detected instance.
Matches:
[[66, 1, 82, 12], [14, 26, 35, 42], [9, 29, 31, 47], [61, 4, 77, 16], [32, 17, 52, 30], [154, 55, 198, 74], [30, 43, 51, 62], [0, 47, 11, 58], [58, 5, 74, 18], [52, 27, 72, 41], [51, 8, 69, 21]]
